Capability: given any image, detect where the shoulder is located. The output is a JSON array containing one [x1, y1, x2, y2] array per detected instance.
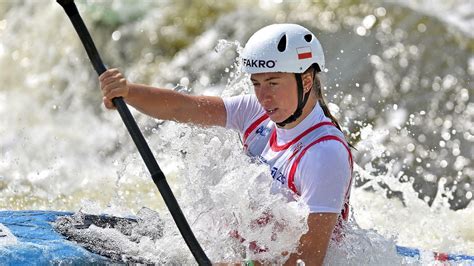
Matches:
[[223, 94, 263, 118], [223, 94, 265, 132], [303, 139, 350, 162], [292, 139, 352, 213], [295, 139, 351, 182], [223, 94, 258, 109]]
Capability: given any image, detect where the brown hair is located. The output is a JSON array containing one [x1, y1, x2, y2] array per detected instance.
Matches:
[[307, 67, 355, 149]]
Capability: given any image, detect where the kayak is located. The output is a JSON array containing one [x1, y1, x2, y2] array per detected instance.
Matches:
[[0, 210, 116, 265], [1, 210, 473, 264]]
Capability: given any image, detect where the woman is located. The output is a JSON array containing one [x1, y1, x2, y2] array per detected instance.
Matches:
[[99, 24, 353, 265]]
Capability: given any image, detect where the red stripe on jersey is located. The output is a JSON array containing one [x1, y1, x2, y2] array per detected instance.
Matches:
[[243, 114, 269, 143], [269, 122, 335, 151], [287, 135, 353, 220]]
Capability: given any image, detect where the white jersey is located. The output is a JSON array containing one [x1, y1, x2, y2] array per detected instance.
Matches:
[[224, 95, 353, 216]]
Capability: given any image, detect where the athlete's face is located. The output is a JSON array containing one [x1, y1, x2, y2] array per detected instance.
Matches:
[[251, 72, 298, 124]]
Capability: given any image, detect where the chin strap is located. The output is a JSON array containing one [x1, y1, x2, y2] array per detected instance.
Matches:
[[276, 73, 311, 127]]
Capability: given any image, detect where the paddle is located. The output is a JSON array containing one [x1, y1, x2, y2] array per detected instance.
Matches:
[[56, 1, 211, 265]]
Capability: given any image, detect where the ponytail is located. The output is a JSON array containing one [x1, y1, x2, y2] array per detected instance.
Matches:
[[309, 68, 356, 149], [315, 78, 342, 131]]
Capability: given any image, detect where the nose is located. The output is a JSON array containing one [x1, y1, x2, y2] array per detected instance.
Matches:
[[256, 84, 273, 105]]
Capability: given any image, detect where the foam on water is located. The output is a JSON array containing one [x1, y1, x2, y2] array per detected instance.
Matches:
[[0, 224, 17, 247], [0, 1, 472, 265], [158, 124, 309, 263]]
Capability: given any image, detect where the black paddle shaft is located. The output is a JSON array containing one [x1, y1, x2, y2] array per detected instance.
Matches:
[[56, 1, 211, 265]]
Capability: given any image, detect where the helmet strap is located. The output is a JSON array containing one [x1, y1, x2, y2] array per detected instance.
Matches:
[[276, 73, 310, 127]]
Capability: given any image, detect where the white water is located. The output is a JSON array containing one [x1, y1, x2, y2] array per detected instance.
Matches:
[[0, 224, 17, 247], [0, 1, 472, 265]]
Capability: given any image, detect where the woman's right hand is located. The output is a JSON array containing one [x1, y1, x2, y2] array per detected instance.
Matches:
[[99, 68, 129, 109]]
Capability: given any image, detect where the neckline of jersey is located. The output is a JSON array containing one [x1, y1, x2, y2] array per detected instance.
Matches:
[[270, 102, 332, 151]]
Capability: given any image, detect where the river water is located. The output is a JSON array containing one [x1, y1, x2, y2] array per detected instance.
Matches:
[[0, 0, 472, 264]]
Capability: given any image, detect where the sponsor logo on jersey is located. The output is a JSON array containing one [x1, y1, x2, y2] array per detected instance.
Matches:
[[255, 155, 268, 164], [288, 142, 304, 161], [271, 166, 287, 185], [256, 125, 271, 137]]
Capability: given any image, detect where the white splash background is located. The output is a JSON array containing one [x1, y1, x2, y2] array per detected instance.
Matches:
[[0, 0, 472, 264]]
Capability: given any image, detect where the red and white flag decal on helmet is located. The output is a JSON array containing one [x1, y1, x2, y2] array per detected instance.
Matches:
[[297, 46, 312, 60]]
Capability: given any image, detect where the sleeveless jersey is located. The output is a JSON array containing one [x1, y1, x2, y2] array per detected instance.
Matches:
[[224, 95, 353, 218]]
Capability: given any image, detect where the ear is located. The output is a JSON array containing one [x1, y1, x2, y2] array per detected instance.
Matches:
[[302, 72, 313, 93]]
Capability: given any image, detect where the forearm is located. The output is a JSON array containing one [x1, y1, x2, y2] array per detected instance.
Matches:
[[284, 233, 327, 266], [125, 83, 190, 120], [284, 213, 338, 266], [126, 83, 226, 126]]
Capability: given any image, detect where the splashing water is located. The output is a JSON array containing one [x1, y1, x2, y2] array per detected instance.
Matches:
[[0, 1, 472, 265]]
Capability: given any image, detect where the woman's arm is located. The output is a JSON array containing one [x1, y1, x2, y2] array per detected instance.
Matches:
[[125, 83, 226, 127], [99, 68, 227, 127], [285, 213, 338, 266], [281, 141, 351, 265]]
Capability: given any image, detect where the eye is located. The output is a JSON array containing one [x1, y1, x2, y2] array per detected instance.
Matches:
[[269, 82, 278, 86]]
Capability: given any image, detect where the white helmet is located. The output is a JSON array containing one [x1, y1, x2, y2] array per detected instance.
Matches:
[[241, 23, 325, 74]]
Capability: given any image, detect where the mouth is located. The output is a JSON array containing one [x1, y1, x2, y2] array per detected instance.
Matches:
[[265, 108, 278, 115]]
